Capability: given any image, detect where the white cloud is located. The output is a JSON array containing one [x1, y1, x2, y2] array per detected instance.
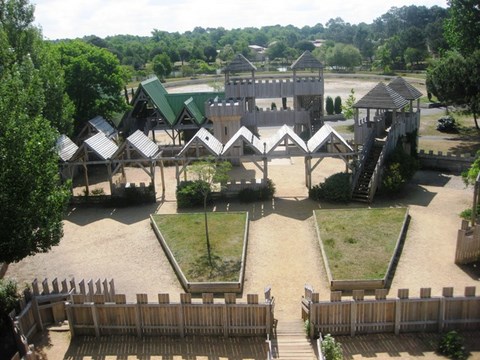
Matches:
[[32, 0, 448, 40]]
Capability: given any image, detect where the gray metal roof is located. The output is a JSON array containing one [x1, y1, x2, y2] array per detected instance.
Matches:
[[307, 124, 353, 153], [353, 82, 409, 109], [387, 77, 423, 100], [126, 130, 160, 159], [84, 132, 118, 160], [265, 125, 308, 154], [56, 134, 78, 162], [224, 54, 257, 73], [177, 128, 223, 157], [291, 51, 323, 70], [222, 126, 264, 155], [89, 115, 117, 138]]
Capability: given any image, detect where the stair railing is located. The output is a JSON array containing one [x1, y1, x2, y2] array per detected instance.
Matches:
[[351, 128, 375, 195]]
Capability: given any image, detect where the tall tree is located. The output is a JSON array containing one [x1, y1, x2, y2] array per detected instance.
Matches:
[[444, 0, 480, 56], [56, 40, 128, 134], [427, 51, 480, 129], [0, 0, 71, 263]]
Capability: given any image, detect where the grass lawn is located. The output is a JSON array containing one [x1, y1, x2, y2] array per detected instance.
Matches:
[[315, 207, 407, 280], [152, 212, 246, 282]]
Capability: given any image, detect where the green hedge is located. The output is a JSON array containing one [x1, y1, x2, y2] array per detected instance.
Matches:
[[309, 172, 351, 203], [238, 179, 276, 202], [176, 180, 211, 208]]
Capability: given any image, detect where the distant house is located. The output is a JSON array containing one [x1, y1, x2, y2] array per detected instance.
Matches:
[[248, 45, 266, 61]]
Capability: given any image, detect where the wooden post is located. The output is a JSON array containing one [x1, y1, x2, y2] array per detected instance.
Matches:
[[179, 293, 191, 338], [136, 294, 147, 338], [395, 289, 408, 335], [439, 287, 453, 333], [65, 302, 75, 338], [160, 159, 166, 200], [310, 293, 319, 339], [31, 297, 43, 332], [91, 303, 100, 338]]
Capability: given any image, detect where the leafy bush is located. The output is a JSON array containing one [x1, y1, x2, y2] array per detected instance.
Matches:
[[462, 149, 480, 185], [438, 330, 468, 360], [334, 96, 342, 114], [271, 102, 277, 110], [309, 173, 351, 203], [437, 115, 458, 133], [321, 334, 343, 360], [381, 143, 418, 194], [0, 279, 20, 329], [460, 204, 480, 220], [176, 180, 210, 208], [238, 179, 276, 202], [326, 96, 334, 115]]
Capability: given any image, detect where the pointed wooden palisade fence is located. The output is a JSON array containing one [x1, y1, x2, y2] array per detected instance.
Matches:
[[12, 278, 275, 342], [302, 285, 480, 338]]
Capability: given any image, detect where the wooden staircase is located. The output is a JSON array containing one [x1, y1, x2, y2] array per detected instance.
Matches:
[[270, 319, 317, 359], [352, 144, 383, 203]]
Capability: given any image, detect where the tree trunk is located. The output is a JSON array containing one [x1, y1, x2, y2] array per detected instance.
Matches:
[[474, 111, 479, 130], [204, 195, 212, 266]]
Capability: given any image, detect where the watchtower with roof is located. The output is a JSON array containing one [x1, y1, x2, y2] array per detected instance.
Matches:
[[206, 51, 324, 151]]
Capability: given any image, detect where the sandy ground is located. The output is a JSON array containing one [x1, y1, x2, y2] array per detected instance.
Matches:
[[5, 78, 480, 359], [6, 161, 480, 359]]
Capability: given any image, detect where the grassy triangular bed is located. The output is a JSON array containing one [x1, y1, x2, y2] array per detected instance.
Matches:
[[315, 207, 408, 281], [152, 212, 247, 282]]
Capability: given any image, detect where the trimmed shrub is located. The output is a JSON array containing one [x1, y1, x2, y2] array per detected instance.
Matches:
[[382, 142, 418, 194], [334, 96, 342, 114], [310, 172, 351, 203], [326, 96, 334, 115], [437, 115, 458, 133], [176, 180, 210, 208]]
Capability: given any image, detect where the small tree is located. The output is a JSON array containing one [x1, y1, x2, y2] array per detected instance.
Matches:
[[334, 96, 342, 114], [326, 96, 334, 115], [321, 334, 343, 360], [188, 158, 232, 265], [343, 89, 356, 119]]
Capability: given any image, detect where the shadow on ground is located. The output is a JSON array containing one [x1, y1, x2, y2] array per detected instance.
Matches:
[[65, 202, 160, 226], [337, 331, 480, 359], [61, 335, 267, 360]]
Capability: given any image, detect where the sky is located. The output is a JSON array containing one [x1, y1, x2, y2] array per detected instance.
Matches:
[[32, 0, 448, 40]]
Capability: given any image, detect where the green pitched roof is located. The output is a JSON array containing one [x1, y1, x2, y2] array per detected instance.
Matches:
[[138, 77, 176, 125], [133, 77, 223, 126], [165, 92, 225, 125]]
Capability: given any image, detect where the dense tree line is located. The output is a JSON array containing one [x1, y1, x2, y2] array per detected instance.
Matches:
[[76, 5, 449, 76]]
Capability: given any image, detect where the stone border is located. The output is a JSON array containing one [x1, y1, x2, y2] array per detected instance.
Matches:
[[314, 208, 410, 291], [150, 212, 249, 294]]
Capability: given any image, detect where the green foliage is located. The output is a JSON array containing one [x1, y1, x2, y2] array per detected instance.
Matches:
[[310, 173, 351, 203], [321, 334, 343, 360], [427, 50, 480, 129], [334, 96, 342, 114], [444, 0, 480, 56], [271, 102, 277, 110], [325, 43, 362, 71], [342, 89, 356, 119], [438, 330, 468, 360], [326, 96, 334, 115], [56, 39, 128, 134], [381, 143, 419, 194], [176, 180, 210, 208], [238, 179, 276, 202], [459, 204, 480, 221], [462, 150, 480, 186], [152, 53, 172, 79], [304, 319, 311, 336], [0, 7, 71, 263], [437, 115, 458, 133], [0, 279, 20, 329]]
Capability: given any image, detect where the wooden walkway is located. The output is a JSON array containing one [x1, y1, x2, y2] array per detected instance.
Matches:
[[271, 319, 317, 359]]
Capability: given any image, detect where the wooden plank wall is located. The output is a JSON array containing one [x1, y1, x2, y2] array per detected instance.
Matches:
[[14, 278, 115, 341], [304, 286, 480, 337], [66, 292, 274, 338], [456, 220, 480, 264]]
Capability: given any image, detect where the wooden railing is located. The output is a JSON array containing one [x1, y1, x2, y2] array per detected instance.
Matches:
[[302, 285, 480, 338], [456, 220, 480, 264], [66, 291, 275, 338]]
